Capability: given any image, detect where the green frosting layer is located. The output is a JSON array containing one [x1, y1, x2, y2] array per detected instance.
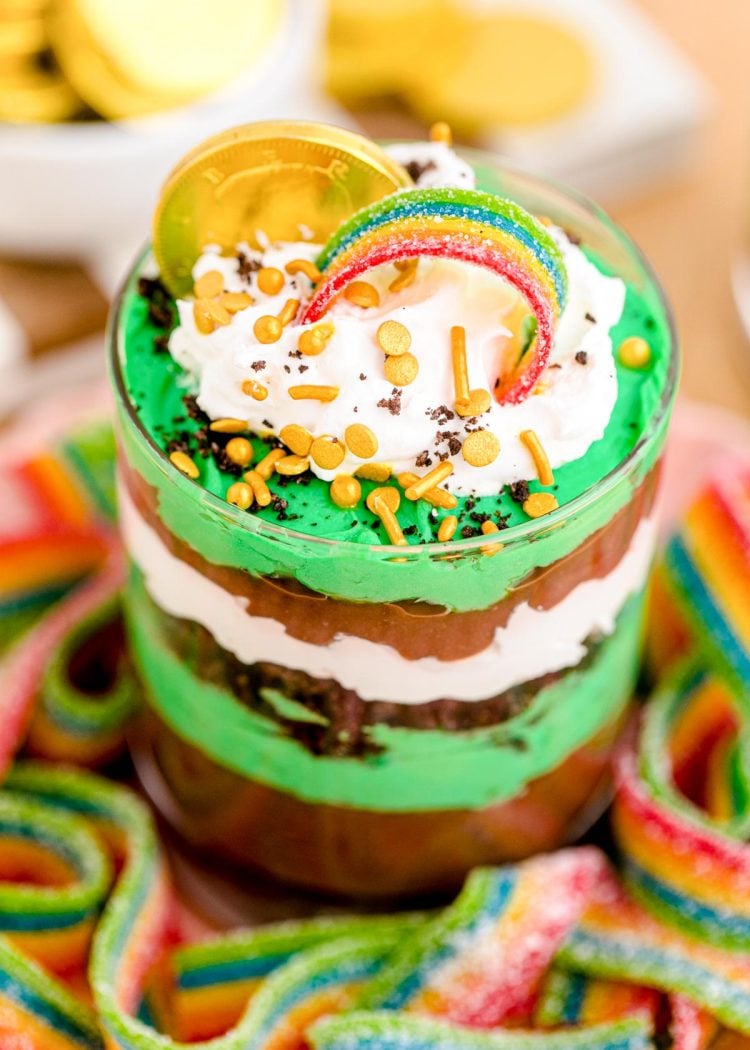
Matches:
[[124, 566, 643, 813]]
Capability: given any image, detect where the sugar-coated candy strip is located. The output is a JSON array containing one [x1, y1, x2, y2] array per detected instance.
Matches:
[[557, 864, 750, 1034], [670, 995, 720, 1050], [25, 592, 137, 767], [304, 188, 568, 405], [0, 545, 125, 780], [167, 915, 426, 1043], [358, 849, 607, 1028], [614, 664, 750, 949], [310, 1011, 653, 1050], [535, 969, 660, 1030]]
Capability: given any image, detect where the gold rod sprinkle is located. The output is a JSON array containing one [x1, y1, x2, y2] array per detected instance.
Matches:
[[397, 472, 457, 510], [244, 469, 272, 506], [372, 495, 407, 546], [277, 298, 300, 327], [253, 448, 285, 481], [451, 326, 470, 403], [520, 429, 555, 487], [288, 385, 340, 402], [404, 461, 454, 501]]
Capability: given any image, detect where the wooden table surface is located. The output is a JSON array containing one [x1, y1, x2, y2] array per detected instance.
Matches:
[[614, 0, 750, 418]]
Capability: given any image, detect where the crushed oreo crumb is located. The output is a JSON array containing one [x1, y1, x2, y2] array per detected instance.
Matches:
[[584, 312, 596, 324], [509, 480, 530, 504], [153, 333, 170, 353], [359, 373, 367, 381], [377, 388, 403, 416], [427, 404, 455, 425], [549, 362, 562, 370], [461, 525, 481, 538], [271, 495, 290, 521], [251, 360, 266, 371], [403, 524, 418, 536], [183, 394, 209, 425], [575, 350, 588, 365], [237, 252, 261, 281], [405, 159, 437, 183], [415, 450, 432, 468], [138, 276, 174, 329], [298, 364, 309, 373], [283, 365, 291, 374]]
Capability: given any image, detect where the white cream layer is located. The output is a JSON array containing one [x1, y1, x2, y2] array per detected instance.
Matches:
[[121, 484, 656, 705]]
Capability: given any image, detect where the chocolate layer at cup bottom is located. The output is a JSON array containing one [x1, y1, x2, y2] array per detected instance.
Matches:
[[121, 460, 658, 663]]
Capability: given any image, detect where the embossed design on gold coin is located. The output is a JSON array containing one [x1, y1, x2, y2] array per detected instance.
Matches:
[[153, 121, 412, 297]]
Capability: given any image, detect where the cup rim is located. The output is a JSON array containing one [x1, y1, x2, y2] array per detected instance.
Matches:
[[108, 146, 680, 557]]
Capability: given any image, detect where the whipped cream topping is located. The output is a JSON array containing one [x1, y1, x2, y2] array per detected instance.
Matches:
[[121, 483, 656, 704], [168, 147, 625, 497], [385, 141, 476, 190]]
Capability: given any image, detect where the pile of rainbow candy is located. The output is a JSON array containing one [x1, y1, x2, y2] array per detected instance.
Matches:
[[0, 383, 750, 1049]]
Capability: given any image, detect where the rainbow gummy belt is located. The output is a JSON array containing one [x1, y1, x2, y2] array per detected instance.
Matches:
[[303, 188, 568, 405]]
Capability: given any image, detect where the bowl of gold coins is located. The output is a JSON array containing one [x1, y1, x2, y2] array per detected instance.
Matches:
[[0, 0, 323, 260]]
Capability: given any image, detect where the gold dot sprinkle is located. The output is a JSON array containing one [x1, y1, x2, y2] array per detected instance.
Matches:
[[355, 463, 392, 483], [244, 469, 272, 506], [279, 424, 313, 457], [404, 461, 453, 501], [330, 474, 362, 510], [310, 436, 345, 471], [429, 120, 453, 146], [226, 481, 253, 510], [377, 320, 412, 357], [225, 436, 253, 467], [193, 269, 224, 299], [298, 322, 334, 356], [219, 291, 253, 314], [275, 454, 310, 476], [254, 315, 282, 344], [253, 448, 285, 481], [366, 487, 406, 546], [520, 429, 554, 487], [242, 379, 269, 401], [288, 384, 340, 402], [481, 520, 500, 535], [210, 418, 247, 434], [285, 258, 322, 282], [345, 423, 379, 459], [389, 259, 418, 293], [523, 492, 559, 518], [384, 351, 419, 386], [169, 450, 199, 479], [618, 336, 651, 369], [257, 267, 285, 295], [344, 281, 380, 309], [278, 298, 300, 328], [398, 472, 457, 510], [437, 515, 458, 542], [462, 430, 500, 467], [193, 299, 229, 335]]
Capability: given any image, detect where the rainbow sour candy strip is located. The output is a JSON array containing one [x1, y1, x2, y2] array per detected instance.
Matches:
[[358, 849, 606, 1028], [614, 664, 750, 950], [535, 969, 661, 1030], [311, 1012, 653, 1050], [304, 188, 568, 405]]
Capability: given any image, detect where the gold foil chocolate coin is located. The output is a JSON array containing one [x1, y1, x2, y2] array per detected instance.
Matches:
[[153, 121, 412, 298]]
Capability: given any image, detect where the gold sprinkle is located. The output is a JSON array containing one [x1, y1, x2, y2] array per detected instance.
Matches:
[[330, 474, 361, 509], [536, 214, 553, 228], [437, 515, 458, 542], [618, 336, 651, 369], [169, 450, 199, 479], [389, 259, 418, 293], [451, 325, 470, 402], [366, 487, 406, 545], [253, 448, 285, 481], [462, 430, 500, 467], [210, 418, 247, 434], [310, 436, 345, 470], [345, 423, 379, 459], [254, 315, 282, 344], [344, 281, 380, 309], [298, 322, 334, 356], [377, 320, 412, 357], [225, 436, 253, 467], [226, 481, 253, 510], [404, 461, 453, 501], [193, 299, 228, 335], [355, 463, 392, 483], [257, 267, 285, 295], [277, 298, 300, 328], [285, 258, 322, 282], [398, 472, 457, 510], [194, 269, 224, 298], [219, 291, 253, 314], [245, 469, 272, 506], [242, 379, 269, 401], [288, 384, 339, 402], [456, 389, 492, 418], [520, 429, 554, 487], [480, 519, 503, 556], [384, 351, 419, 386], [275, 454, 310, 476], [523, 492, 559, 518], [429, 120, 453, 146], [279, 424, 313, 457]]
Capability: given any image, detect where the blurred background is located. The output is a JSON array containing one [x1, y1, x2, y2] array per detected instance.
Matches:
[[0, 0, 747, 423]]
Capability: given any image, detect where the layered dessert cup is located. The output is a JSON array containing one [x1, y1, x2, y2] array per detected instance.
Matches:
[[110, 123, 678, 899]]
